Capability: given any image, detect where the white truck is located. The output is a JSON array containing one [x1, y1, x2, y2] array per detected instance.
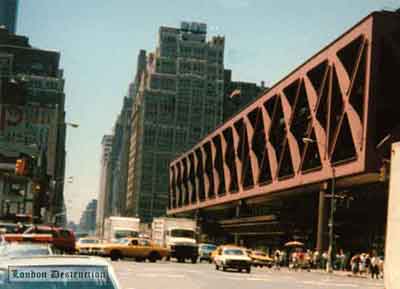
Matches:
[[103, 216, 140, 242], [152, 217, 198, 263]]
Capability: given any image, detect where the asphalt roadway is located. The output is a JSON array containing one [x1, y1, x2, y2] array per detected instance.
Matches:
[[112, 260, 384, 289]]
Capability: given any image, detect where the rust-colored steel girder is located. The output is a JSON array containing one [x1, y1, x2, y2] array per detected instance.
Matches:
[[168, 12, 400, 214]]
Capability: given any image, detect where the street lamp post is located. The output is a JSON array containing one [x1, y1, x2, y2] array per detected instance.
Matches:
[[51, 121, 79, 224], [302, 137, 335, 273], [326, 167, 335, 273]]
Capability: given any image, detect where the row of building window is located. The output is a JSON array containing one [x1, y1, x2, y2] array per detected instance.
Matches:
[[150, 76, 176, 91]]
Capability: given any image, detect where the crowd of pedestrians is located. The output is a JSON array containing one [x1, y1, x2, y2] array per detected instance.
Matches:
[[350, 253, 384, 279], [270, 248, 384, 279]]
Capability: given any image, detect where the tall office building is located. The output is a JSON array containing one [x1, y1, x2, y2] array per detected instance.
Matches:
[[0, 0, 18, 34], [0, 27, 66, 223], [223, 69, 267, 121], [108, 96, 133, 216], [79, 199, 97, 235], [126, 22, 225, 222], [95, 135, 113, 236], [96, 51, 146, 229]]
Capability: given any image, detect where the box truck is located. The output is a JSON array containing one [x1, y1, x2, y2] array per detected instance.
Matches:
[[103, 217, 140, 242], [152, 217, 198, 263]]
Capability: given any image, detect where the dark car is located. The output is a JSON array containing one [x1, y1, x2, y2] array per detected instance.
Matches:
[[23, 226, 75, 253], [198, 243, 217, 263]]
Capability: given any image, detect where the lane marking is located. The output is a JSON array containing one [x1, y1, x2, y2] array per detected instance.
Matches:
[[135, 273, 185, 278], [246, 277, 270, 281], [301, 280, 359, 287], [225, 276, 242, 280]]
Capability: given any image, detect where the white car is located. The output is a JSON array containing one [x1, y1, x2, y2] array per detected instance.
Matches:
[[0, 255, 121, 289], [214, 246, 252, 273]]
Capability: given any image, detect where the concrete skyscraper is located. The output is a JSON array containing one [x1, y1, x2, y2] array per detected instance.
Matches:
[[0, 0, 19, 34], [95, 135, 113, 236], [126, 22, 225, 222]]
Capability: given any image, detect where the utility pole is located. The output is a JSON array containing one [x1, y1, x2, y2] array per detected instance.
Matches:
[[326, 168, 335, 273]]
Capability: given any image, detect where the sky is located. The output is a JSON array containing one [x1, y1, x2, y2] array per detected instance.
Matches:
[[17, 0, 400, 223]]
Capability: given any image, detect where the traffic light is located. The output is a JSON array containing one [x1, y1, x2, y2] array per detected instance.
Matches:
[[15, 159, 27, 176], [32, 182, 41, 193]]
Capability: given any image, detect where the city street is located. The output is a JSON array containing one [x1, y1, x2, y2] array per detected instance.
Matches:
[[112, 260, 384, 289]]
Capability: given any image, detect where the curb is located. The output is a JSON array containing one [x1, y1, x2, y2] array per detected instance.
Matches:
[[312, 270, 369, 279]]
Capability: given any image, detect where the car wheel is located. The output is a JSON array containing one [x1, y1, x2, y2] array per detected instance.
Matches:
[[222, 265, 227, 272], [149, 252, 160, 263], [191, 257, 197, 264], [110, 250, 121, 261], [246, 267, 251, 274], [215, 264, 219, 270]]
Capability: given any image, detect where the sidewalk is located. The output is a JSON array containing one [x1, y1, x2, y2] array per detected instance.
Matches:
[[312, 269, 381, 279]]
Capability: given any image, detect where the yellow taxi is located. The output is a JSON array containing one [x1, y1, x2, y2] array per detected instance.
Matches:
[[97, 237, 169, 262], [248, 250, 274, 268], [75, 237, 101, 255]]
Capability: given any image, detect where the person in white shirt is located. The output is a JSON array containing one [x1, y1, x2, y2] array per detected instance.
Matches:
[[370, 256, 381, 279]]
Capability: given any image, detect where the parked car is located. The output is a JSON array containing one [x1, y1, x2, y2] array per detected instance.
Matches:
[[0, 222, 30, 234], [248, 250, 274, 268], [76, 237, 101, 255], [198, 243, 216, 263], [97, 237, 170, 261], [0, 242, 53, 258], [0, 255, 122, 289], [22, 226, 75, 253], [214, 246, 252, 273]]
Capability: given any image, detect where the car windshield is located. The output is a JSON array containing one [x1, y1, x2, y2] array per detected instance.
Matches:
[[0, 266, 118, 289], [0, 224, 17, 233], [114, 230, 138, 239], [224, 249, 245, 256], [0, 245, 50, 257], [170, 229, 195, 238], [79, 239, 98, 244], [114, 238, 130, 244], [201, 245, 216, 251]]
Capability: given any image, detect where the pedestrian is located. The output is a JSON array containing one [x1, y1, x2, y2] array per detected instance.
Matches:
[[274, 250, 281, 270], [365, 254, 371, 274], [351, 254, 360, 275], [280, 250, 287, 267], [16, 222, 24, 233], [0, 228, 6, 245], [290, 251, 298, 271], [359, 253, 366, 275], [335, 251, 341, 270], [304, 250, 312, 271], [339, 250, 346, 271], [379, 258, 384, 279], [370, 255, 381, 279], [322, 251, 328, 270], [313, 251, 320, 270]]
